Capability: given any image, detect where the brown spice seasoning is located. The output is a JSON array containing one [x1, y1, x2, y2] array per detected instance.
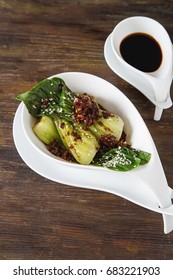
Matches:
[[73, 93, 100, 129]]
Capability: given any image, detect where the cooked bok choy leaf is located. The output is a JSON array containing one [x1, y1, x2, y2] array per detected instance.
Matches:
[[16, 77, 76, 119], [33, 116, 62, 145], [89, 115, 124, 141], [92, 147, 151, 171], [55, 118, 99, 165]]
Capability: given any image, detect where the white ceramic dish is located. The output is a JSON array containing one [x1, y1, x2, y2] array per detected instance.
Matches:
[[13, 72, 173, 233], [104, 30, 173, 121]]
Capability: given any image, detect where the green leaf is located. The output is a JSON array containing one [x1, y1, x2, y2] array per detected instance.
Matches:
[[92, 146, 151, 172], [131, 148, 151, 165], [16, 77, 67, 116]]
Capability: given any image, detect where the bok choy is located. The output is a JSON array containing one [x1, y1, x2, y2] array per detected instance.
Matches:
[[16, 77, 151, 170]]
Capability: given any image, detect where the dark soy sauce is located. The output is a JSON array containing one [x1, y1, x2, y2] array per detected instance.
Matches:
[[120, 33, 162, 72]]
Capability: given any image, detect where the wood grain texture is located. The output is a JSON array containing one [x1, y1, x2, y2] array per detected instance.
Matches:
[[0, 0, 173, 260]]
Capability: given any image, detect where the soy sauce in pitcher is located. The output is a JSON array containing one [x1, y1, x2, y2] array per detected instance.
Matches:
[[120, 33, 162, 72]]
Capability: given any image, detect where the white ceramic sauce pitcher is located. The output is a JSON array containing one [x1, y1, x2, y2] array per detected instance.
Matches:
[[109, 16, 173, 120]]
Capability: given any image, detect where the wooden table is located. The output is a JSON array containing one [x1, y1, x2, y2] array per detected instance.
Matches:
[[0, 0, 173, 260]]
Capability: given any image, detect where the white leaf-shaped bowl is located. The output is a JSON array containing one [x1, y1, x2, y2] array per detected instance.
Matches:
[[13, 72, 173, 233]]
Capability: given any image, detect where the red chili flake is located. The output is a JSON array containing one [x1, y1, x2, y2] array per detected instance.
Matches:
[[71, 131, 81, 141], [102, 110, 112, 118], [100, 134, 118, 147], [60, 122, 65, 129], [47, 140, 76, 162], [73, 93, 100, 128], [41, 98, 49, 107], [47, 140, 65, 157], [117, 131, 130, 147]]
